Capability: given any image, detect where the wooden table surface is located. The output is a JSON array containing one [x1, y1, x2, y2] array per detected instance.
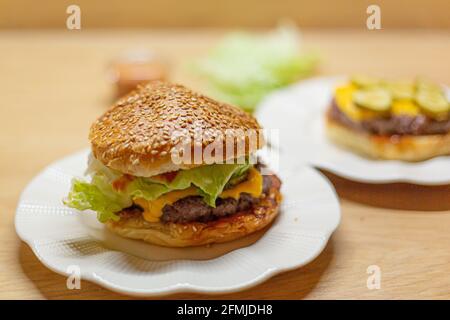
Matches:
[[1, 29, 450, 300]]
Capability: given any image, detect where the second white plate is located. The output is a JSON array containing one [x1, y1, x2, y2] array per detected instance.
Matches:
[[256, 76, 450, 185]]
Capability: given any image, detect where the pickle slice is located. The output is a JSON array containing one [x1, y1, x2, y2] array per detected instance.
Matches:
[[415, 90, 449, 120], [416, 78, 443, 94], [350, 75, 380, 88], [386, 81, 415, 100], [352, 88, 392, 112]]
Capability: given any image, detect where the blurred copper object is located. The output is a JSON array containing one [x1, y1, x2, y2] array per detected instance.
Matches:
[[110, 50, 168, 97]]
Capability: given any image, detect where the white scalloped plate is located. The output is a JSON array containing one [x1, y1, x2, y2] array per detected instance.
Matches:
[[15, 149, 340, 296], [256, 76, 450, 185]]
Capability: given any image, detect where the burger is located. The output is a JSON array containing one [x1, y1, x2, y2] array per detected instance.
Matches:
[[64, 81, 282, 247], [326, 76, 450, 161]]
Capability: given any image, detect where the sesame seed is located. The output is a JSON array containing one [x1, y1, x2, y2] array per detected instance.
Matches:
[[89, 81, 262, 173]]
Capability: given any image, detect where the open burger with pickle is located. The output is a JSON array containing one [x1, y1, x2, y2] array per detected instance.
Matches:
[[64, 81, 282, 247], [326, 76, 450, 161]]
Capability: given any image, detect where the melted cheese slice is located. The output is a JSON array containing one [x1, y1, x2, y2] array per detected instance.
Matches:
[[220, 167, 263, 200], [391, 100, 420, 117], [134, 187, 198, 223], [334, 85, 379, 121], [134, 168, 263, 223]]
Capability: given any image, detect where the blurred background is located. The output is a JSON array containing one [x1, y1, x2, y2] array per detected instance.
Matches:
[[2, 0, 450, 300], [1, 0, 449, 158], [1, 0, 450, 29]]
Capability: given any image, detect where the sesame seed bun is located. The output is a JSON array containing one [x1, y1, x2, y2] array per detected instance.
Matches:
[[89, 81, 264, 177], [326, 117, 450, 161], [105, 175, 282, 247]]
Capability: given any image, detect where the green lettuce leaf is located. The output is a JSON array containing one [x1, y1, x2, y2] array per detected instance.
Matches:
[[225, 163, 252, 188], [191, 25, 319, 112], [126, 177, 171, 201], [64, 158, 252, 222], [64, 175, 132, 223], [146, 163, 250, 206]]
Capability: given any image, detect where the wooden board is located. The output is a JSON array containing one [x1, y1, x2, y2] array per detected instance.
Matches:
[[1, 29, 450, 299]]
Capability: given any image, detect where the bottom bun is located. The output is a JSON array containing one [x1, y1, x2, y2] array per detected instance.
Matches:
[[325, 117, 450, 161], [106, 179, 282, 247]]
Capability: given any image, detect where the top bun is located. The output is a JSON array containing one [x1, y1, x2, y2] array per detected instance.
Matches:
[[89, 81, 264, 177]]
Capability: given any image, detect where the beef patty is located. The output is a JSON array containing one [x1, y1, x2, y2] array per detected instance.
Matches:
[[119, 172, 280, 224], [329, 99, 450, 136], [161, 174, 277, 223]]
